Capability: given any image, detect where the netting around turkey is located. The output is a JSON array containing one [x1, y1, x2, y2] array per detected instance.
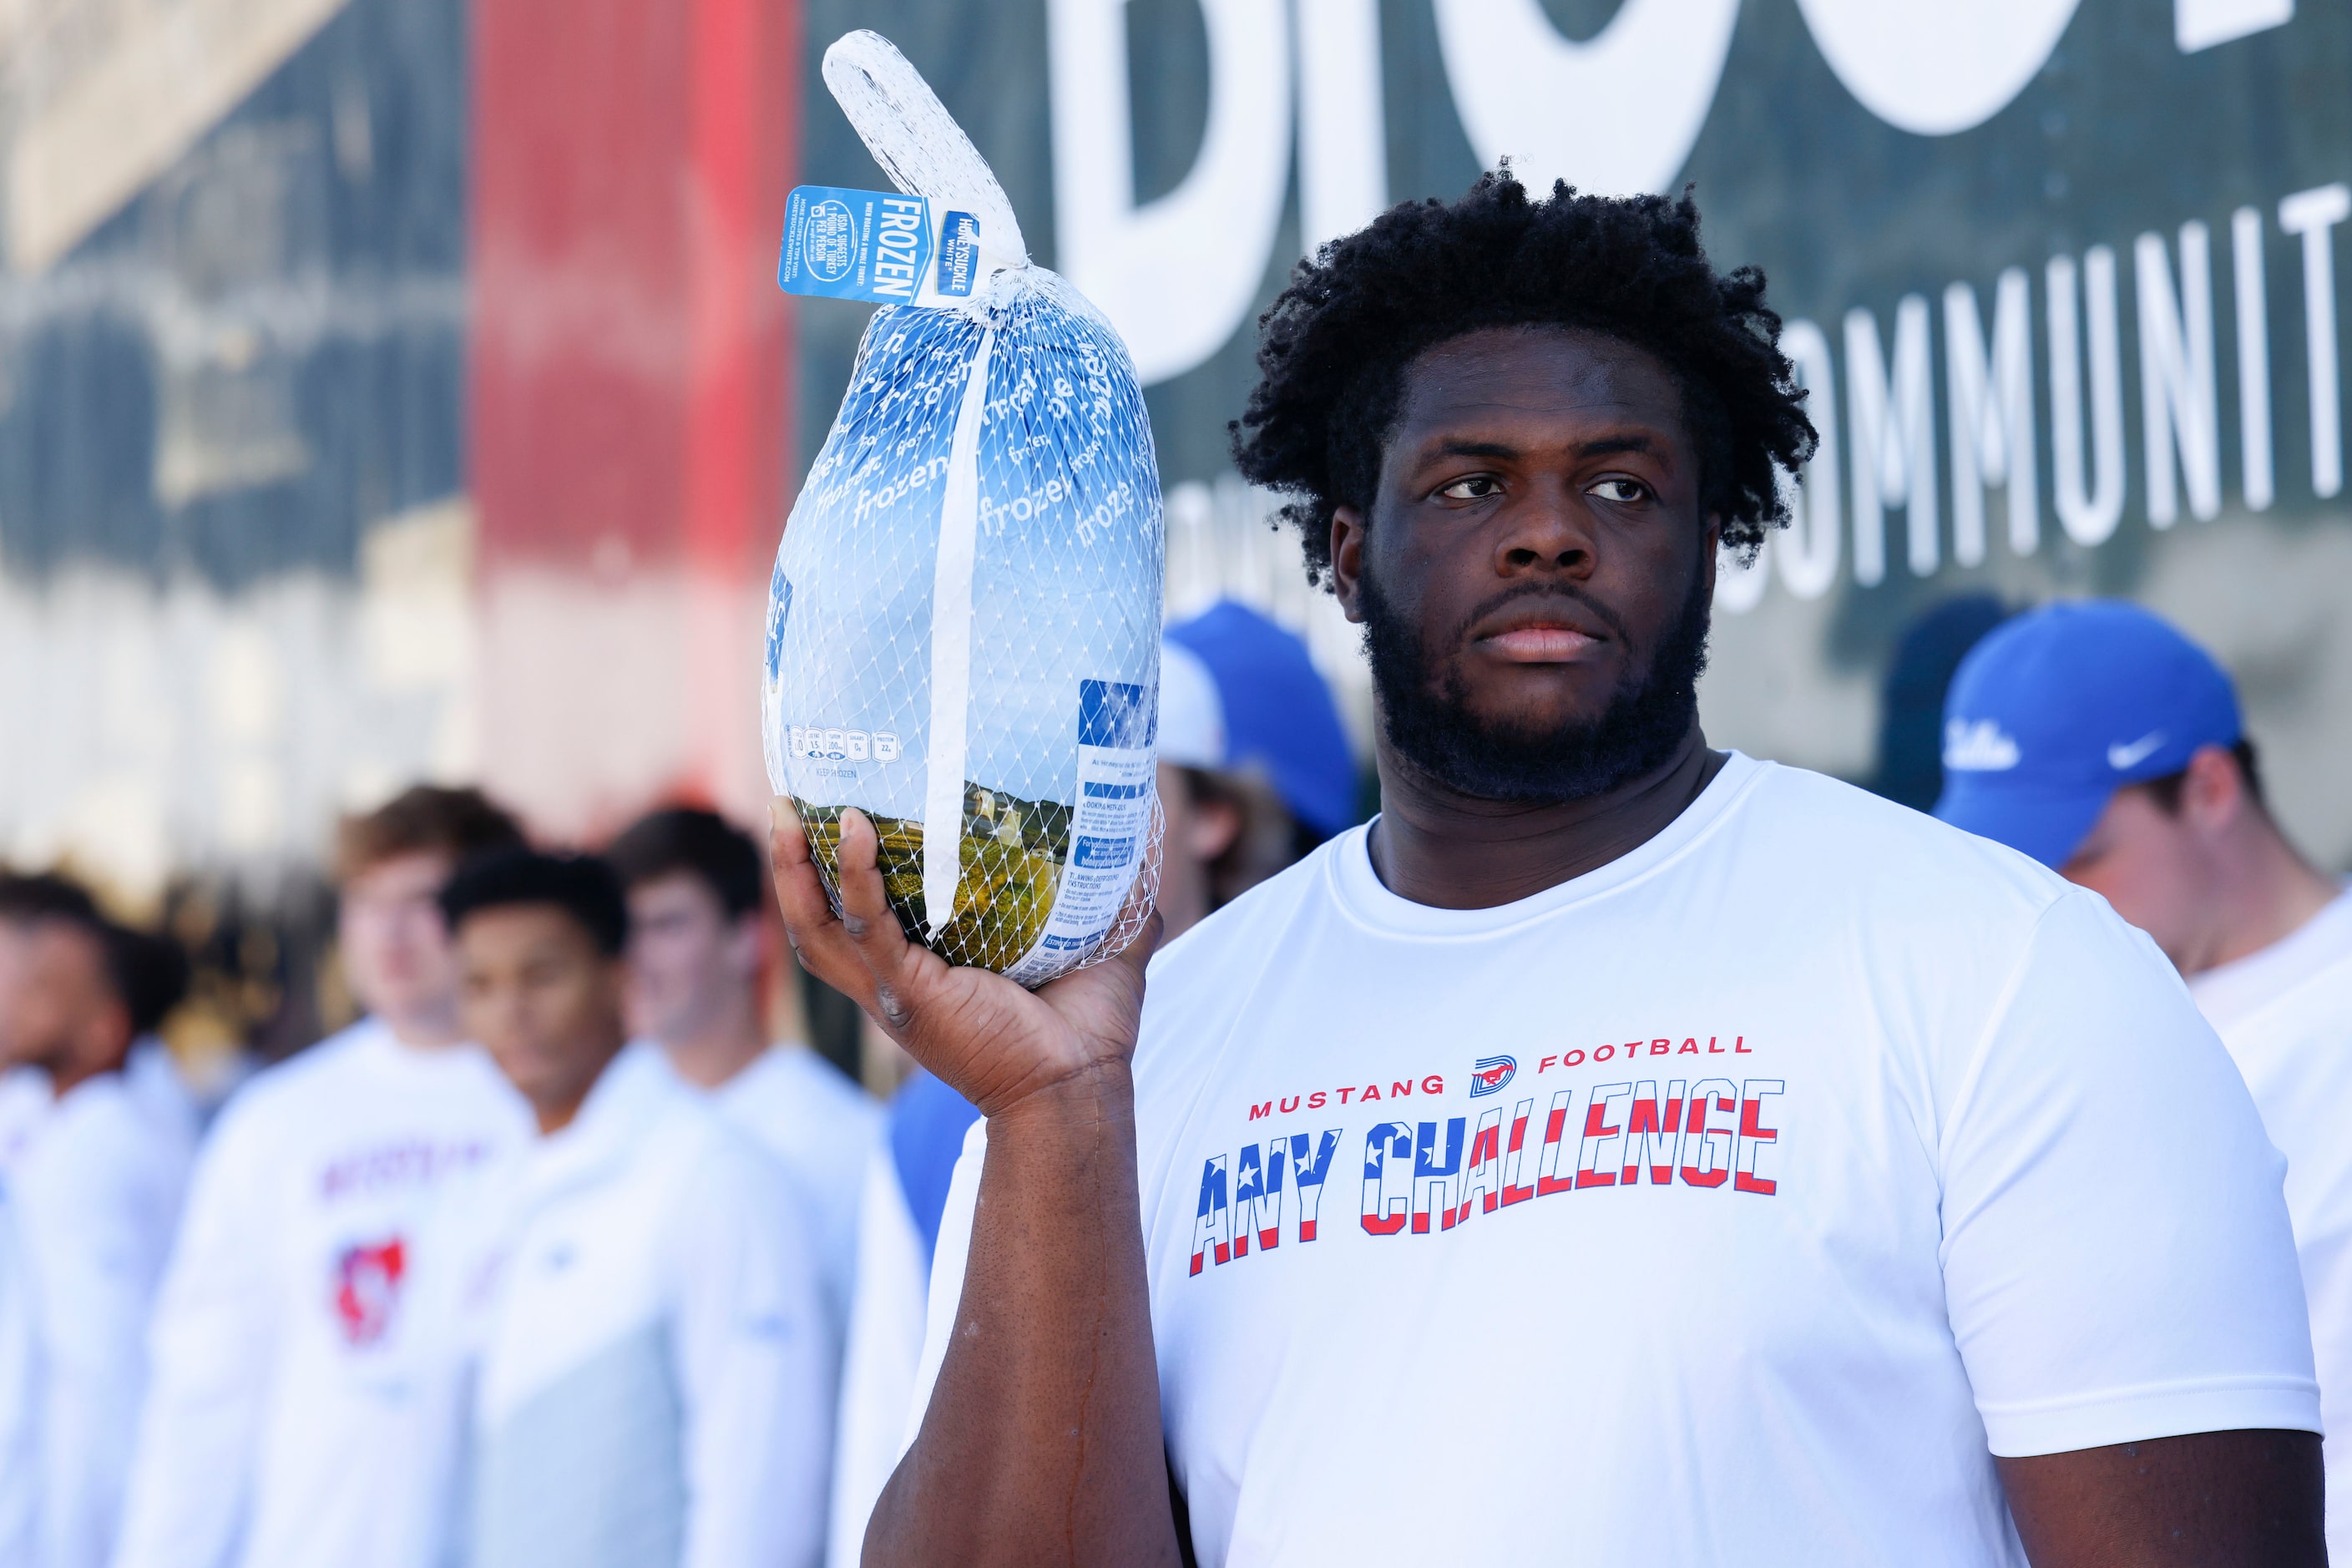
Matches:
[[764, 267, 1164, 984]]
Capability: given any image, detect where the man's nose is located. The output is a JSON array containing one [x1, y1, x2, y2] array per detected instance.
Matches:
[[1495, 479, 1596, 576]]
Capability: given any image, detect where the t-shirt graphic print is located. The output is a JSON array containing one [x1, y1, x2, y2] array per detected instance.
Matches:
[[1190, 1034, 1777, 1278]]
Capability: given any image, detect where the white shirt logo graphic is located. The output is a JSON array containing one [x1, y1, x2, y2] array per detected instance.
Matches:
[[1943, 718, 2021, 771], [2106, 731, 2167, 771]]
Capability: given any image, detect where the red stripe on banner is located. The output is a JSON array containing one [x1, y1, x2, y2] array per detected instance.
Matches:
[[684, 0, 795, 579], [472, 0, 685, 566], [469, 0, 797, 831], [472, 0, 796, 569]]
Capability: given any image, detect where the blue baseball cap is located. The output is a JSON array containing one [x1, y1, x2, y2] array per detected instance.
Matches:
[[1165, 599, 1358, 838], [1933, 600, 2241, 868]]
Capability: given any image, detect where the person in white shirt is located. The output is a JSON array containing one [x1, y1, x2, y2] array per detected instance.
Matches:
[[822, 1073, 974, 1568], [0, 1186, 38, 1566], [113, 786, 533, 1568], [605, 807, 878, 1342], [774, 176, 2326, 1565], [0, 876, 109, 1176], [441, 849, 829, 1568], [1938, 599, 2352, 1560], [0, 896, 195, 1568]]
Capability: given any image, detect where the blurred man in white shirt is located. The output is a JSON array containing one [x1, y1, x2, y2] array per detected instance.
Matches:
[[0, 876, 108, 1176], [443, 849, 828, 1568], [0, 893, 195, 1568], [1940, 599, 2352, 1560], [606, 807, 878, 1338], [114, 787, 531, 1568], [0, 1186, 38, 1565]]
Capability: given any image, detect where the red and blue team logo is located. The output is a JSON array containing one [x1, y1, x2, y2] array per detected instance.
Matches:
[[331, 1235, 407, 1347], [1469, 1055, 1517, 1097]]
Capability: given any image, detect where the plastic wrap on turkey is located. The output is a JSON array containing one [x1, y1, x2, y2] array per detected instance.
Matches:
[[761, 33, 1162, 985]]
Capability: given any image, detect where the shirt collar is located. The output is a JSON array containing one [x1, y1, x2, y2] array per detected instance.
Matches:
[[522, 1040, 679, 1197], [2189, 884, 2352, 1033], [1325, 751, 1768, 940]]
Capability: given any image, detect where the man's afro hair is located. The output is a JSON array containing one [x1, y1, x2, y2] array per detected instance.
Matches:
[[1231, 173, 1817, 583]]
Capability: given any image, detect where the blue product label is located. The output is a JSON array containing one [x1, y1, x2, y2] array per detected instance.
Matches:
[[777, 185, 933, 303], [1073, 834, 1137, 869], [1078, 679, 1154, 749], [935, 210, 981, 297]]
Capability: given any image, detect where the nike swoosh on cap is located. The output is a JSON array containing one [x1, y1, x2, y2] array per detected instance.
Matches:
[[2106, 731, 2167, 770]]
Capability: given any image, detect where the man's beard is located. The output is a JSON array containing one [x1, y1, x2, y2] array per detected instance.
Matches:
[[1360, 559, 1712, 805]]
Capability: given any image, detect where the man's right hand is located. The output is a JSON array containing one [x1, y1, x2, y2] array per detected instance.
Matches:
[[766, 797, 1159, 1117]]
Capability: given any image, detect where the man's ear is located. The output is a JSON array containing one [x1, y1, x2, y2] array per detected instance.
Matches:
[[83, 996, 134, 1074], [727, 911, 767, 979], [1331, 505, 1368, 624], [2183, 743, 2250, 832], [1700, 517, 1722, 602], [1186, 794, 1244, 862]]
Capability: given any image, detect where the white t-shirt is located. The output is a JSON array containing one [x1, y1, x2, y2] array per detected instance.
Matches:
[[0, 1065, 48, 1170], [713, 1044, 880, 1338], [113, 1019, 533, 1568], [7, 1045, 195, 1568], [2191, 888, 2352, 1561], [918, 755, 2319, 1566], [825, 1147, 928, 1568], [0, 1188, 40, 1568], [453, 1044, 830, 1568]]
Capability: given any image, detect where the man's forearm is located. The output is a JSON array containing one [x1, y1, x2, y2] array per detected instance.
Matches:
[[863, 1064, 1181, 1568], [1998, 1429, 2324, 1566]]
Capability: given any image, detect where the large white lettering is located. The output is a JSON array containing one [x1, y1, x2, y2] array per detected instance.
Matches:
[[2232, 206, 2275, 511], [2177, 0, 2294, 53], [2048, 247, 2129, 547], [1046, 0, 1290, 386], [2280, 183, 2349, 499], [1295, 0, 1385, 256], [1793, 0, 2081, 135], [2137, 221, 2222, 527], [1845, 296, 1937, 584], [1429, 0, 1737, 199], [1945, 269, 2039, 562]]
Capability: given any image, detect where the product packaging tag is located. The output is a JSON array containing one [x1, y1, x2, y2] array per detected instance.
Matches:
[[778, 185, 1003, 307], [999, 679, 1156, 988]]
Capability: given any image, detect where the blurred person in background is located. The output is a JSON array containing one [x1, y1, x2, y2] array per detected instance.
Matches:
[[1867, 593, 2011, 812], [0, 876, 109, 1171], [1938, 599, 2352, 1560], [821, 605, 1355, 1566], [441, 851, 827, 1568], [0, 891, 195, 1179], [0, 891, 195, 1568], [605, 807, 878, 1339], [0, 1186, 37, 1566], [1156, 600, 1360, 933], [113, 787, 530, 1568], [821, 1065, 980, 1568], [109, 928, 199, 1146]]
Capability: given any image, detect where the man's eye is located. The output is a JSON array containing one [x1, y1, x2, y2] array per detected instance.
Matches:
[[1437, 475, 1500, 500], [1590, 478, 1647, 503]]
